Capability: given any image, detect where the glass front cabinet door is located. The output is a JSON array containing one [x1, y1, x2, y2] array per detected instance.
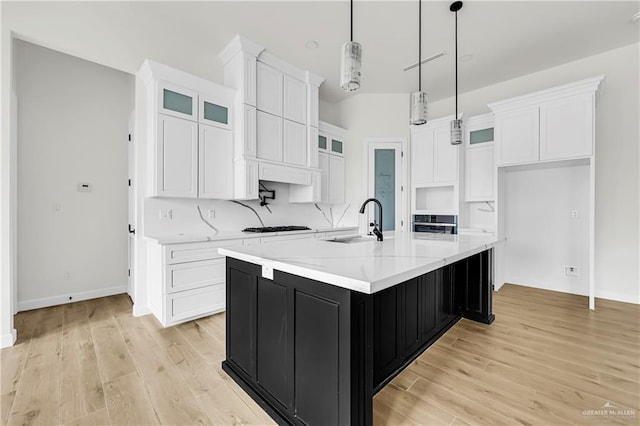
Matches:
[[199, 94, 232, 130], [158, 81, 198, 121]]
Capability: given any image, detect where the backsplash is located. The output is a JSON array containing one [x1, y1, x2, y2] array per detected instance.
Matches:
[[144, 181, 354, 236]]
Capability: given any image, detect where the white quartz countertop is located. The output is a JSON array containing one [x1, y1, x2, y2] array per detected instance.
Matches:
[[144, 226, 358, 245], [219, 232, 498, 294]]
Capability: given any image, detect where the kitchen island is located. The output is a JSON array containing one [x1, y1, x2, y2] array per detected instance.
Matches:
[[219, 232, 496, 426]]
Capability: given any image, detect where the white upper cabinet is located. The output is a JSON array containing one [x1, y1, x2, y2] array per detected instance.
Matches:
[[411, 116, 458, 185], [283, 120, 307, 166], [317, 121, 347, 204], [283, 74, 307, 124], [329, 155, 345, 204], [256, 62, 283, 116], [139, 60, 236, 199], [158, 81, 198, 121], [199, 93, 232, 130], [495, 106, 539, 166], [490, 76, 604, 167], [256, 111, 283, 162], [199, 124, 233, 199], [318, 152, 329, 202], [157, 114, 198, 198], [433, 127, 459, 183], [539, 93, 593, 161], [465, 114, 495, 202], [411, 129, 434, 186]]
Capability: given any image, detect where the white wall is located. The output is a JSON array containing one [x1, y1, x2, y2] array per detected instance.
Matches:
[[333, 94, 411, 231], [335, 43, 639, 304], [503, 164, 590, 296], [14, 40, 133, 310]]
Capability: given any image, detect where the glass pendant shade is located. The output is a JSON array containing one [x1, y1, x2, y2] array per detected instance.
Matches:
[[450, 118, 463, 145], [410, 91, 428, 125], [340, 41, 362, 92]]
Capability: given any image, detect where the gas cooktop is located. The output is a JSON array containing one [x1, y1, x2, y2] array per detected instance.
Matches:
[[242, 226, 311, 233]]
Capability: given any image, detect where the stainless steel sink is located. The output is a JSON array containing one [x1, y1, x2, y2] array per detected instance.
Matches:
[[325, 234, 391, 244]]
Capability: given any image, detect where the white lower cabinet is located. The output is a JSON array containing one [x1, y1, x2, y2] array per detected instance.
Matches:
[[149, 239, 243, 327]]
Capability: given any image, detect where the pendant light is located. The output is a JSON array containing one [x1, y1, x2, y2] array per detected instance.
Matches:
[[340, 0, 362, 92], [450, 1, 463, 144], [410, 0, 427, 125]]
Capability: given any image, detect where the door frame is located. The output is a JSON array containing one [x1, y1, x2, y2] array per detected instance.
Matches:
[[363, 138, 407, 233]]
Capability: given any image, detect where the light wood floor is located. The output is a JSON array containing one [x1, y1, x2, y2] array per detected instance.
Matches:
[[2, 284, 639, 425]]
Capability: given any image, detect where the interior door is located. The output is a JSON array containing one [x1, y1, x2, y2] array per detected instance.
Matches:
[[127, 111, 135, 298], [367, 142, 404, 232]]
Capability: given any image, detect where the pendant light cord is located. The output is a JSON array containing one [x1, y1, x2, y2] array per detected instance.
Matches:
[[418, 0, 422, 92], [350, 0, 353, 42], [454, 8, 458, 117]]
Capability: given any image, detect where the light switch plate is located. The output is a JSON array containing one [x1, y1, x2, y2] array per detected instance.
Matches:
[[262, 264, 274, 280]]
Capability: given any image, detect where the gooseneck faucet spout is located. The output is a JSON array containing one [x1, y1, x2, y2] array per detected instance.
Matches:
[[359, 198, 383, 241]]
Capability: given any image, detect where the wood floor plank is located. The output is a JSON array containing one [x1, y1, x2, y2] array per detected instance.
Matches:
[[103, 372, 159, 425], [0, 341, 30, 426], [6, 306, 63, 425], [374, 382, 456, 425], [59, 302, 105, 423], [61, 407, 109, 426], [114, 308, 212, 425], [2, 284, 638, 425]]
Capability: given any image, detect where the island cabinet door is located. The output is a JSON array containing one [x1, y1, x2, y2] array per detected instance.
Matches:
[[373, 286, 401, 385], [437, 265, 457, 328], [419, 271, 439, 341], [256, 278, 291, 410], [226, 263, 258, 379], [400, 278, 422, 358], [454, 250, 495, 324]]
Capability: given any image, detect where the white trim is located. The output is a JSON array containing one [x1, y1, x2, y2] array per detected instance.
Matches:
[[0, 329, 17, 348], [319, 121, 347, 139], [17, 286, 128, 312], [218, 34, 265, 65], [364, 138, 408, 234], [488, 75, 605, 113], [595, 289, 640, 306], [132, 304, 152, 317]]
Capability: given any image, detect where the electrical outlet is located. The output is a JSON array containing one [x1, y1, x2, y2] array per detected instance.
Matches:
[[159, 209, 173, 220], [564, 266, 579, 278], [571, 210, 579, 218], [207, 209, 216, 220]]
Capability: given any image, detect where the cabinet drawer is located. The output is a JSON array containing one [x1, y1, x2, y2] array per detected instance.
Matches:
[[167, 258, 225, 293], [168, 284, 225, 324], [166, 239, 243, 264]]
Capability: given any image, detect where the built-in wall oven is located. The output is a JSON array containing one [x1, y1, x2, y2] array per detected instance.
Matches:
[[413, 214, 458, 234]]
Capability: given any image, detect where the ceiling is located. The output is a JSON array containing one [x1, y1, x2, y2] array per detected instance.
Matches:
[[8, 1, 640, 104]]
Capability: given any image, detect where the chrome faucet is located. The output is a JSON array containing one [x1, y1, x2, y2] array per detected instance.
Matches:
[[359, 198, 383, 241]]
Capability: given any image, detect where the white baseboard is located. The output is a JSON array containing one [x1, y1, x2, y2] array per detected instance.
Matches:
[[0, 329, 17, 348], [17, 286, 128, 312], [595, 289, 640, 305], [132, 304, 152, 317], [496, 282, 640, 305]]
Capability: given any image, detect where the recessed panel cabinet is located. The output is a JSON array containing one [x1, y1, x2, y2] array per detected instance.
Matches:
[[157, 114, 198, 198], [411, 118, 459, 185], [283, 120, 307, 166], [490, 77, 603, 167], [256, 111, 283, 162], [256, 62, 283, 116], [199, 124, 233, 199], [317, 121, 347, 204]]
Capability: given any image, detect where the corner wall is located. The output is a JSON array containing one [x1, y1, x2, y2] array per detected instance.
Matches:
[[14, 40, 133, 310]]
